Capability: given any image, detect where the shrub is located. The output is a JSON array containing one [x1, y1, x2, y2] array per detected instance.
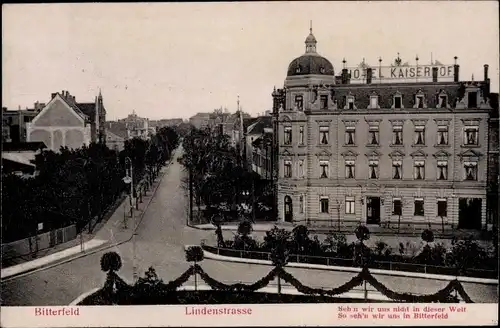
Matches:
[[237, 220, 253, 237], [374, 241, 390, 257], [185, 246, 204, 263], [292, 225, 311, 254], [100, 252, 122, 273], [354, 225, 370, 243], [421, 229, 435, 244]]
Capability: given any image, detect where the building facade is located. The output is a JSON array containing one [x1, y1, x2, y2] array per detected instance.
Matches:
[[26, 90, 106, 152], [2, 104, 44, 143], [118, 111, 150, 140], [272, 28, 498, 232]]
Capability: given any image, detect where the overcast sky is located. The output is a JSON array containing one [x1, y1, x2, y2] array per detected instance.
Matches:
[[2, 2, 499, 120]]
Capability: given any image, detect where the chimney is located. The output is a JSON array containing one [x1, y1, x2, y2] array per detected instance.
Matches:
[[73, 96, 76, 103], [366, 68, 373, 84], [432, 67, 438, 82], [484, 64, 489, 81], [341, 68, 348, 84], [454, 65, 460, 82]]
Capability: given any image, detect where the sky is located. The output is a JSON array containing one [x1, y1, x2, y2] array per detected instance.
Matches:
[[2, 2, 499, 120]]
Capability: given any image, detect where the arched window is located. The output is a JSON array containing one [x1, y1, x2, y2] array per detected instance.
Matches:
[[284, 195, 293, 222]]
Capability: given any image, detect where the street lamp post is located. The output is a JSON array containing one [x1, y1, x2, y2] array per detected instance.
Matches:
[[123, 156, 138, 283]]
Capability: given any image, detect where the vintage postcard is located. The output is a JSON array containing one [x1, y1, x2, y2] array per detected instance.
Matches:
[[1, 1, 499, 327]]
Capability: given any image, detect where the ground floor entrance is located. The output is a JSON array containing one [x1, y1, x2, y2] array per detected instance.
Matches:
[[458, 198, 482, 230], [366, 196, 381, 225]]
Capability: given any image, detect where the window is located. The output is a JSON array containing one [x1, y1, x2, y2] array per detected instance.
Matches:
[[347, 96, 354, 109], [345, 160, 355, 179], [295, 95, 303, 110], [437, 199, 447, 217], [284, 160, 292, 178], [437, 126, 448, 145], [345, 197, 355, 214], [369, 160, 379, 179], [415, 95, 424, 108], [393, 126, 403, 145], [24, 116, 32, 123], [394, 95, 402, 109], [345, 127, 355, 145], [393, 199, 402, 216], [464, 162, 478, 181], [414, 199, 425, 216], [320, 95, 328, 109], [392, 160, 402, 179], [438, 95, 448, 108], [299, 195, 304, 213], [298, 160, 304, 178], [299, 126, 304, 145], [414, 126, 425, 145], [414, 161, 425, 180], [284, 126, 292, 145], [369, 127, 379, 145], [320, 197, 329, 213], [464, 127, 478, 145], [319, 126, 329, 145], [468, 91, 477, 108], [437, 161, 448, 180], [370, 95, 378, 109], [320, 161, 329, 178]]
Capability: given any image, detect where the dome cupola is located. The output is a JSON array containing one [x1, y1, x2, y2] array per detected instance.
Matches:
[[287, 22, 334, 77]]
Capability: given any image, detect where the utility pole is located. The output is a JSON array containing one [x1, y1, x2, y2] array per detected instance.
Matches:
[[189, 129, 194, 225]]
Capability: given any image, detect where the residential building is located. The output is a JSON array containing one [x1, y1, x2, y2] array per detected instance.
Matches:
[[1, 141, 47, 177], [2, 104, 43, 143], [118, 111, 149, 140], [104, 121, 128, 152], [272, 27, 498, 232], [189, 112, 211, 130], [251, 130, 273, 179], [26, 90, 106, 152], [246, 116, 273, 174], [149, 118, 183, 129]]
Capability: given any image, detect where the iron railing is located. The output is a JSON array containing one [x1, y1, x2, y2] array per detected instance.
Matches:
[[201, 245, 498, 279]]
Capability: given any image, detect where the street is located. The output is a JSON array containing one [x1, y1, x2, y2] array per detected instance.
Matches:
[[1, 147, 498, 305]]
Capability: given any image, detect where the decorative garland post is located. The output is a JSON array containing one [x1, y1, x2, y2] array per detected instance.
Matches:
[[355, 225, 370, 301], [185, 246, 204, 291]]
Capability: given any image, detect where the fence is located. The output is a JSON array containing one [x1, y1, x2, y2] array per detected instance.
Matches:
[[1, 225, 77, 262], [201, 245, 498, 280]]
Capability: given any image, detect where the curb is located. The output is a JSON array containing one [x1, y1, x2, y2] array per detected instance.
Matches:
[[192, 245, 499, 286], [1, 159, 174, 283]]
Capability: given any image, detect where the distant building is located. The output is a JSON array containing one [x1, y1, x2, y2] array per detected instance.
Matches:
[[189, 112, 211, 130], [104, 121, 128, 151], [271, 27, 498, 232], [149, 118, 183, 128], [118, 111, 149, 140], [1, 141, 47, 177], [26, 90, 106, 152], [2, 104, 43, 143], [245, 116, 273, 172], [251, 130, 273, 179]]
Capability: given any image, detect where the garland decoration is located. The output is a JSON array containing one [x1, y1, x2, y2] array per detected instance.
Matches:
[[103, 264, 475, 304], [277, 267, 364, 297], [195, 264, 279, 292]]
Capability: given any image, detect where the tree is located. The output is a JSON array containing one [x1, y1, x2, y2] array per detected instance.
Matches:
[[354, 225, 371, 267], [292, 225, 310, 254], [185, 246, 204, 291], [234, 220, 256, 251]]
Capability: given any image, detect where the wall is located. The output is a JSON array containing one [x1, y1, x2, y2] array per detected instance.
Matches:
[[1, 225, 77, 262]]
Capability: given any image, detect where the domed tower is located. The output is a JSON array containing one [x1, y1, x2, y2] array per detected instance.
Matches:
[[286, 23, 335, 77]]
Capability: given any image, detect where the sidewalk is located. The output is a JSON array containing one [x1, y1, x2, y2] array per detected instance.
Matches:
[[1, 158, 174, 281], [191, 223, 493, 252]]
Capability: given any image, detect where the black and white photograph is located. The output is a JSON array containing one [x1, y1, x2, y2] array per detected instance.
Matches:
[[1, 1, 499, 327]]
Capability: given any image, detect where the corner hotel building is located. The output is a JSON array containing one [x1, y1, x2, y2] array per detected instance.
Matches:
[[271, 27, 499, 231]]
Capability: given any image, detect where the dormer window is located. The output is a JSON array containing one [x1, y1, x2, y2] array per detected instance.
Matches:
[[346, 96, 355, 109], [393, 93, 403, 109], [295, 95, 303, 111], [437, 92, 448, 109], [415, 95, 424, 108], [370, 95, 379, 109], [296, 66, 302, 73], [320, 67, 326, 74], [320, 95, 328, 109], [468, 91, 478, 108]]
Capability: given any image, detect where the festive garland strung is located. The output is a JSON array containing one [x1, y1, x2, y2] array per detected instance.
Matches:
[[277, 267, 364, 297], [105, 264, 475, 303], [164, 266, 196, 291], [194, 264, 279, 292]]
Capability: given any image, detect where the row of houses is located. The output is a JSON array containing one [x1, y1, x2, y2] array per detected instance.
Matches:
[[1, 90, 178, 177]]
